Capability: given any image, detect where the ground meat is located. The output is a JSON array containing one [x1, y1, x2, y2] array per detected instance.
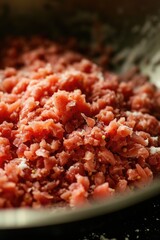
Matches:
[[0, 36, 160, 209]]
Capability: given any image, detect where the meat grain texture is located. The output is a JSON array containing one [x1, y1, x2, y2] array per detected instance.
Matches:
[[0, 36, 160, 208]]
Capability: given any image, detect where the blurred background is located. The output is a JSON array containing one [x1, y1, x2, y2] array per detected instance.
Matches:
[[1, 0, 160, 84]]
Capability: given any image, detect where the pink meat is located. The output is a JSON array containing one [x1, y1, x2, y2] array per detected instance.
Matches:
[[0, 36, 159, 208]]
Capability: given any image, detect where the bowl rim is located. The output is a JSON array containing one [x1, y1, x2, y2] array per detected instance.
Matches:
[[0, 179, 159, 229]]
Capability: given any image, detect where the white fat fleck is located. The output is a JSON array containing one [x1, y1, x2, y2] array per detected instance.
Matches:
[[144, 139, 149, 145], [151, 136, 158, 141], [79, 129, 85, 136], [132, 111, 142, 116], [97, 72, 105, 81], [125, 111, 131, 116], [125, 111, 142, 117], [61, 70, 81, 82], [150, 146, 160, 155], [36, 148, 46, 157], [18, 158, 28, 170], [140, 120, 147, 126]]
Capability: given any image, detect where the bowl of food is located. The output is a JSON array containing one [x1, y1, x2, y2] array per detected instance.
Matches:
[[0, 0, 160, 229]]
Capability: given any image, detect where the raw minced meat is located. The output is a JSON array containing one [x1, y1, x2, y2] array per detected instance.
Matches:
[[0, 36, 160, 208]]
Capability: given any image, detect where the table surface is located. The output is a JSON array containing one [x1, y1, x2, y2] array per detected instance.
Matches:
[[0, 193, 160, 240]]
